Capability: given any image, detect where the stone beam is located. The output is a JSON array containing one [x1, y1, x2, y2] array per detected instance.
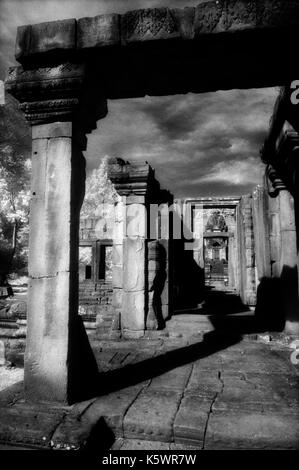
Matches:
[[15, 2, 299, 63], [10, 2, 299, 99]]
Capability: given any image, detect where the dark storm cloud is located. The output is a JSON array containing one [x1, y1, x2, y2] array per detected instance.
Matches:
[[0, 0, 278, 197]]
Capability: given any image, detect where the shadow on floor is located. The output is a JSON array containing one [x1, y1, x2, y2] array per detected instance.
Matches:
[[93, 311, 273, 397], [94, 330, 241, 396]]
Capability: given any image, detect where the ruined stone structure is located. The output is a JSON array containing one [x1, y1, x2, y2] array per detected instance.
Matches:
[[4, 0, 299, 404]]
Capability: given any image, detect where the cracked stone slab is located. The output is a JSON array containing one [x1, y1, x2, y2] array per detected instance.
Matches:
[[52, 385, 145, 448], [204, 409, 299, 450], [123, 389, 182, 442], [148, 365, 192, 392], [173, 395, 211, 447], [186, 368, 222, 398], [0, 403, 66, 448], [214, 372, 299, 412], [219, 347, 297, 375]]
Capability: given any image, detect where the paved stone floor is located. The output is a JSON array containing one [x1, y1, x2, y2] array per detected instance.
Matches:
[[0, 327, 298, 450]]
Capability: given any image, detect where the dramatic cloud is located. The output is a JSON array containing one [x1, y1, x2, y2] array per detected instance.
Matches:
[[85, 87, 278, 196], [0, 0, 278, 197]]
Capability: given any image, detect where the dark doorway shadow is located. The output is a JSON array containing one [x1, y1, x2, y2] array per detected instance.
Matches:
[[204, 289, 249, 316]]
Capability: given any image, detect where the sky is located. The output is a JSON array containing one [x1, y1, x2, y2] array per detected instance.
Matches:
[[0, 0, 278, 197]]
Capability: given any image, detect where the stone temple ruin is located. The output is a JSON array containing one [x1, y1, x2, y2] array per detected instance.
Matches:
[[1, 0, 299, 412]]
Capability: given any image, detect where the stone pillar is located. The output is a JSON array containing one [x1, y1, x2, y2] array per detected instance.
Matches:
[[278, 190, 299, 334], [25, 122, 86, 402], [6, 62, 107, 403], [108, 159, 157, 338], [228, 235, 235, 289], [111, 197, 125, 336], [252, 185, 271, 283], [122, 196, 147, 337]]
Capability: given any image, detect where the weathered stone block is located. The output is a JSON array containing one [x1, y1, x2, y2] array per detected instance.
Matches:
[[112, 265, 123, 289], [194, 0, 225, 35], [112, 244, 123, 266], [15, 25, 31, 61], [174, 395, 210, 445], [205, 409, 299, 449], [148, 365, 192, 392], [0, 404, 65, 448], [186, 369, 222, 398], [122, 290, 145, 331], [29, 129, 74, 278], [172, 7, 195, 40], [126, 204, 147, 238], [256, 0, 299, 29], [123, 389, 182, 441], [32, 121, 72, 139], [224, 0, 257, 31], [279, 191, 295, 231], [121, 8, 180, 45], [16, 19, 76, 61], [52, 389, 142, 448], [77, 14, 120, 49], [123, 238, 145, 292], [112, 288, 122, 309]]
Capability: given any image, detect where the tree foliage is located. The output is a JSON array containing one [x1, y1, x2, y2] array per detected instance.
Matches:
[[0, 92, 31, 278], [81, 156, 118, 218]]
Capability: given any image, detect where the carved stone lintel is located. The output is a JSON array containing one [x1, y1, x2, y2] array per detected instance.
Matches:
[[5, 62, 107, 134]]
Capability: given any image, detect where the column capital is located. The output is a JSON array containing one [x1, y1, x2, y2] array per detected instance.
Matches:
[[108, 158, 156, 197], [265, 164, 287, 197], [5, 62, 107, 135]]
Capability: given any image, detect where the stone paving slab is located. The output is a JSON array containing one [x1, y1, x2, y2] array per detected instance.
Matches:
[[214, 372, 299, 411], [52, 383, 150, 449], [186, 368, 222, 398], [147, 365, 192, 392], [112, 438, 201, 450], [123, 389, 182, 442], [204, 409, 299, 449], [173, 395, 211, 447], [0, 402, 66, 448]]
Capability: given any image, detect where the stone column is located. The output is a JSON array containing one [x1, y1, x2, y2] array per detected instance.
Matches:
[[228, 235, 235, 289], [108, 159, 155, 338], [110, 197, 125, 336], [278, 190, 299, 334], [123, 196, 147, 337], [6, 62, 107, 403], [25, 122, 88, 402], [252, 185, 271, 282]]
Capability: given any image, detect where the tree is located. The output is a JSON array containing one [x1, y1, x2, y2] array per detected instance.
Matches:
[[0, 92, 31, 280], [81, 156, 118, 218]]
